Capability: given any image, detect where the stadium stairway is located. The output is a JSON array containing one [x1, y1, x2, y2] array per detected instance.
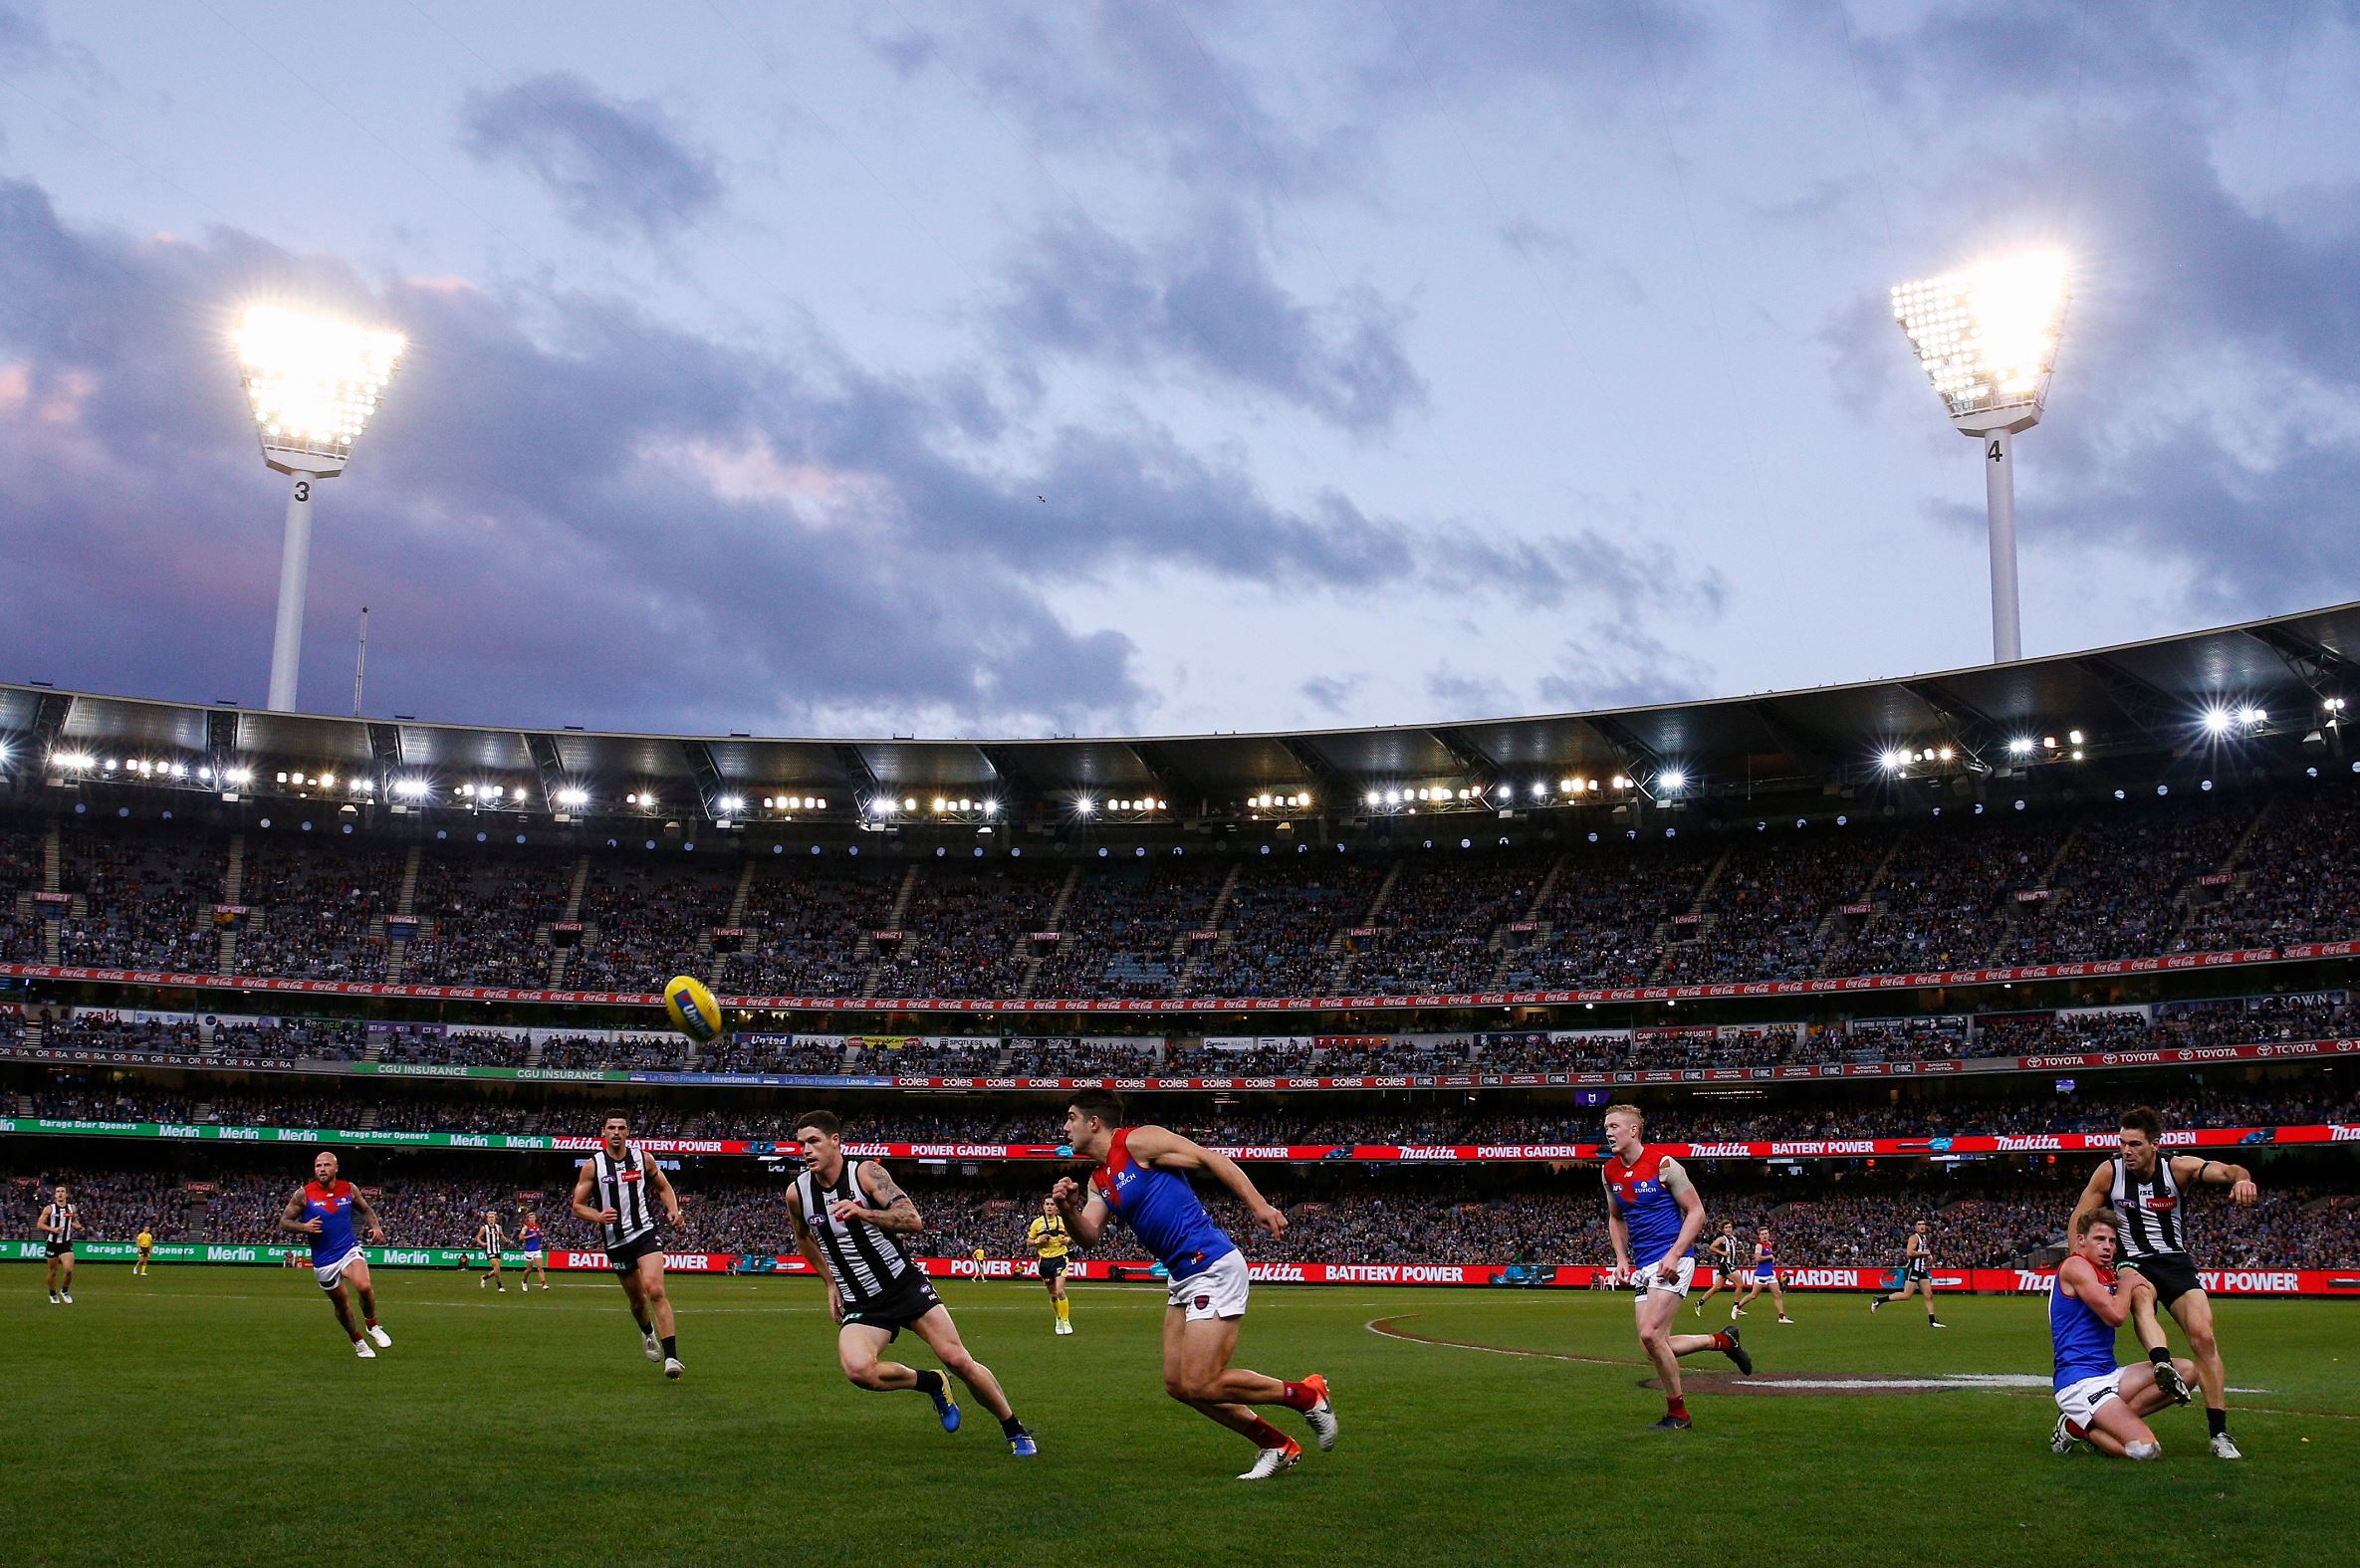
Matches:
[[39, 820, 63, 965], [1998, 816, 2089, 949], [2168, 794, 2278, 950], [723, 857, 757, 929], [1647, 843, 1737, 984], [858, 865, 924, 1000], [544, 853, 591, 989], [1014, 864, 1083, 1001], [1490, 854, 1568, 986], [215, 832, 246, 978], [1329, 858, 1408, 988], [381, 844, 423, 984], [1810, 830, 1904, 978], [1171, 861, 1244, 993]]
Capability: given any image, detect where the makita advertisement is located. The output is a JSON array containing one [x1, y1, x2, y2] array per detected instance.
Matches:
[[10, 1241, 2353, 1295]]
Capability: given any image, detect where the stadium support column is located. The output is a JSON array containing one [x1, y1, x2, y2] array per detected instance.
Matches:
[[1983, 431, 2020, 666], [266, 471, 320, 713]]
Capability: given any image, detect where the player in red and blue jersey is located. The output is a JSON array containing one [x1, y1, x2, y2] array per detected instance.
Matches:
[[276, 1151, 393, 1359], [1601, 1104, 1752, 1430], [1054, 1088, 1336, 1481], [518, 1209, 549, 1291], [2048, 1207, 2196, 1458]]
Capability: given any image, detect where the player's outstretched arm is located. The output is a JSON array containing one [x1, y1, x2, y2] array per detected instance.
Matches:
[[853, 1163, 923, 1234], [1123, 1124, 1287, 1235], [570, 1161, 610, 1226], [2178, 1155, 2258, 1205]]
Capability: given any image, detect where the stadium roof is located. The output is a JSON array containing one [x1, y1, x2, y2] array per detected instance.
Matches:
[[6, 601, 2358, 823]]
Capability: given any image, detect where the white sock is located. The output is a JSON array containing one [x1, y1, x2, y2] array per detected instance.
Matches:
[[2125, 1441, 2162, 1461]]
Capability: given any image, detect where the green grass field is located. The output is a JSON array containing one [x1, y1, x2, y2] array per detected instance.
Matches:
[[2, 1265, 2352, 1567]]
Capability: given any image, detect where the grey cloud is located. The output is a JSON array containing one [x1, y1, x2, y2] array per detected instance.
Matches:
[[1535, 620, 1718, 714], [459, 72, 721, 242], [996, 206, 1427, 434], [1363, 1, 1708, 100], [0, 4, 51, 73], [1425, 668, 1515, 716], [1298, 674, 1366, 716]]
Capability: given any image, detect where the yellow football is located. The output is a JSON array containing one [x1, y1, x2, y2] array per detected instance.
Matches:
[[663, 974, 726, 1043]]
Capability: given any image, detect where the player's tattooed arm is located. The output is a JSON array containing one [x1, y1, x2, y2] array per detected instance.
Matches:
[[278, 1190, 321, 1235], [856, 1164, 923, 1233], [351, 1190, 388, 1243]]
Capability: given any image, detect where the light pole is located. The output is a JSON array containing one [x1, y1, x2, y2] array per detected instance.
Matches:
[[233, 307, 404, 712], [1891, 251, 2069, 664]]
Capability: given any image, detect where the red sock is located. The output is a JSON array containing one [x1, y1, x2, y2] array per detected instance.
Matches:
[[1242, 1416, 1289, 1449], [1712, 1331, 1731, 1351], [1666, 1396, 1689, 1419], [1279, 1380, 1318, 1412], [365, 1317, 379, 1329]]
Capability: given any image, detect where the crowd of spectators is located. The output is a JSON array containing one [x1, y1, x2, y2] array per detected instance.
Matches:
[[55, 822, 218, 972], [12, 777, 2360, 997], [867, 864, 1066, 1000], [399, 846, 573, 987], [234, 838, 401, 982]]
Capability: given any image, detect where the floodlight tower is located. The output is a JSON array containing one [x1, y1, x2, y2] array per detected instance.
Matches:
[[233, 307, 404, 712], [1891, 252, 2069, 663]]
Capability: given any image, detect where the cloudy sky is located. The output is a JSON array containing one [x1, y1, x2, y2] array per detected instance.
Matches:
[[2, 1, 2356, 739]]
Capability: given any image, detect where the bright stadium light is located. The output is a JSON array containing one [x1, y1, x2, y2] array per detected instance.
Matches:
[[233, 306, 405, 712], [556, 786, 590, 808], [1891, 250, 2069, 664], [2201, 706, 2237, 738], [1658, 769, 1688, 791]]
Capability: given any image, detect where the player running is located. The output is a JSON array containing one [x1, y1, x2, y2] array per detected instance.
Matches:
[[571, 1113, 686, 1378], [1026, 1196, 1075, 1335], [1054, 1088, 1335, 1480], [476, 1210, 508, 1292], [2049, 1207, 2199, 1459], [134, 1225, 154, 1277], [1732, 1227, 1793, 1323], [38, 1184, 78, 1304], [1692, 1219, 1743, 1318], [517, 1209, 549, 1290], [1601, 1105, 1753, 1431], [276, 1152, 393, 1358], [787, 1111, 1038, 1457], [2070, 1105, 2257, 1459], [1870, 1220, 1945, 1327]]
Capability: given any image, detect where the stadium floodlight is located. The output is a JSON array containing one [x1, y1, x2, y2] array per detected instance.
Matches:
[[1658, 769, 1688, 791], [556, 786, 590, 808], [1878, 748, 1909, 773], [233, 306, 405, 712], [1891, 250, 2069, 664], [2201, 707, 2237, 738]]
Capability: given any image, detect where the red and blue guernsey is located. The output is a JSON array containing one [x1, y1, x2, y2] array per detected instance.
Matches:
[[303, 1180, 362, 1265], [1089, 1127, 1239, 1281], [2049, 1262, 2120, 1391], [519, 1220, 543, 1253], [1604, 1148, 1692, 1264]]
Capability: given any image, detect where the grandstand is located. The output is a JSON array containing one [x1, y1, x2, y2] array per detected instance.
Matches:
[[4, 603, 2357, 1293]]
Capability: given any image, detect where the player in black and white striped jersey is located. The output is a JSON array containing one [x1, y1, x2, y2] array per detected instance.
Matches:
[[2071, 1105, 2258, 1459], [39, 1184, 79, 1304], [570, 1113, 687, 1379], [787, 1110, 1037, 1457]]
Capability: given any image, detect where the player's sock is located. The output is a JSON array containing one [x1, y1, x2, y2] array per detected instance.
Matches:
[[2206, 1407, 2228, 1440], [999, 1413, 1028, 1439], [1665, 1396, 1689, 1421], [2150, 1346, 2173, 1368], [633, 1313, 653, 1337], [913, 1369, 946, 1398], [1241, 1416, 1289, 1449], [1712, 1331, 1732, 1351], [1278, 1380, 1321, 1413], [661, 1335, 677, 1360], [1054, 1297, 1069, 1324]]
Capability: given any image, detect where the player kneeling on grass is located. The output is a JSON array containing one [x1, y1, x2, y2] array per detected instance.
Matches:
[[788, 1111, 1038, 1457], [1601, 1104, 1752, 1431], [2049, 1207, 2197, 1460], [1054, 1088, 1335, 1481]]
